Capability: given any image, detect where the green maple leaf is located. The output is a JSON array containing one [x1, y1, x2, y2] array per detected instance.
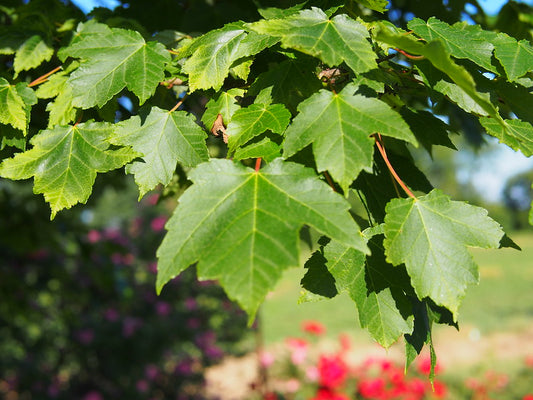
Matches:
[[227, 103, 290, 153], [13, 35, 54, 78], [111, 106, 209, 198], [283, 83, 417, 192], [321, 235, 414, 348], [357, 0, 389, 12], [408, 18, 496, 73], [201, 88, 244, 130], [248, 7, 377, 74], [383, 189, 504, 318], [59, 22, 170, 108], [0, 78, 31, 133], [493, 34, 533, 82], [156, 158, 368, 320], [0, 121, 137, 218], [180, 23, 278, 92], [35, 63, 78, 126], [480, 117, 533, 157], [233, 137, 281, 162]]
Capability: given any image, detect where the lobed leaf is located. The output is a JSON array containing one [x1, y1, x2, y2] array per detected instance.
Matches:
[[248, 7, 377, 75], [383, 189, 504, 318], [111, 107, 209, 198], [283, 83, 417, 192], [0, 121, 137, 218], [13, 35, 54, 78], [156, 158, 368, 320], [226, 103, 290, 153], [180, 23, 277, 91], [480, 117, 533, 157], [60, 22, 170, 108]]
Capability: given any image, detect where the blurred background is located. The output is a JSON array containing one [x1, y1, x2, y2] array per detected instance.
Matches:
[[1, 0, 533, 399]]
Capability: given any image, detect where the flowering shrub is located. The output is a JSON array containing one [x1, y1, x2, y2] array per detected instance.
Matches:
[[258, 322, 533, 400], [259, 323, 447, 400], [0, 181, 251, 399]]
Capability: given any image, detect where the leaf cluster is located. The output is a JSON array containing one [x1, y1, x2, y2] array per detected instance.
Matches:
[[1, 0, 531, 371]]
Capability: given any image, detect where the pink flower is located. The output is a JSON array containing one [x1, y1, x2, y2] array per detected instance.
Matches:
[[285, 338, 308, 365], [76, 329, 94, 345], [302, 320, 326, 336], [317, 354, 348, 389], [339, 333, 351, 351], [306, 366, 319, 381], [87, 230, 101, 243], [285, 378, 301, 393], [145, 364, 159, 380], [150, 216, 167, 232], [155, 301, 172, 316], [83, 391, 103, 400], [146, 193, 160, 205], [184, 297, 197, 311], [147, 262, 158, 274], [433, 380, 447, 398], [259, 351, 275, 368], [136, 379, 149, 393], [104, 307, 119, 322]]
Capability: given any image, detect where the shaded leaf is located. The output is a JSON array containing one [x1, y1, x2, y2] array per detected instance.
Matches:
[[227, 103, 290, 152], [383, 189, 504, 318], [357, 0, 389, 12], [233, 136, 281, 162], [0, 121, 137, 218], [156, 158, 367, 320], [248, 58, 322, 114], [111, 107, 209, 197], [201, 88, 245, 130]]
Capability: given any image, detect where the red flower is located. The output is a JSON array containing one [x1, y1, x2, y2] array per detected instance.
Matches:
[[311, 388, 350, 400], [523, 395, 533, 400], [302, 320, 326, 336], [433, 380, 447, 398], [318, 354, 348, 389], [417, 355, 441, 376], [357, 378, 385, 398]]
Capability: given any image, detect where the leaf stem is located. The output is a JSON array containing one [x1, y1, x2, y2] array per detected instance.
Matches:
[[373, 133, 416, 200], [255, 158, 262, 172], [323, 171, 336, 192], [169, 94, 188, 113], [394, 48, 425, 60], [28, 66, 62, 87]]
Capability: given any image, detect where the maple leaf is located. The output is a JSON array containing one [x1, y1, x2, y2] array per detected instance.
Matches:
[[226, 103, 290, 153], [408, 18, 496, 73], [156, 158, 368, 320], [0, 78, 35, 134], [480, 117, 533, 157], [13, 35, 54, 78], [180, 23, 278, 92], [283, 83, 417, 192], [248, 7, 377, 75], [383, 189, 504, 318], [0, 121, 138, 218], [110, 106, 209, 197], [59, 22, 170, 108]]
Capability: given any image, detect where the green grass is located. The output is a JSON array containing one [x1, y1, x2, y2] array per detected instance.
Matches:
[[259, 231, 533, 345]]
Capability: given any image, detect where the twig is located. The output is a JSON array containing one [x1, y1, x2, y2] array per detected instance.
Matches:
[[28, 66, 62, 87]]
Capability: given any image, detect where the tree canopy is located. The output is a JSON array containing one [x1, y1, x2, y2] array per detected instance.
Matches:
[[1, 0, 533, 373]]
